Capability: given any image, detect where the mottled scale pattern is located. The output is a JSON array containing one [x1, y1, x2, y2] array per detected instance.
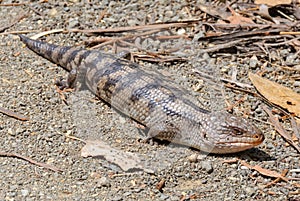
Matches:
[[19, 35, 264, 154]]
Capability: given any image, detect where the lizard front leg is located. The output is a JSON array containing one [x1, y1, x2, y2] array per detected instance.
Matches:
[[55, 68, 78, 90]]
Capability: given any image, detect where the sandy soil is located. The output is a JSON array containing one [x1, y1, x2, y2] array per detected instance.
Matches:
[[0, 1, 299, 200]]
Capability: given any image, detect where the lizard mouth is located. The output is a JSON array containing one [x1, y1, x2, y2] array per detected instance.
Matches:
[[203, 133, 265, 154], [217, 133, 265, 146]]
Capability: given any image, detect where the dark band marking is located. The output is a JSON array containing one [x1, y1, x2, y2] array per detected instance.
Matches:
[[56, 46, 72, 64], [116, 57, 139, 69], [41, 43, 58, 62], [108, 70, 144, 98], [155, 131, 181, 141], [130, 83, 161, 102], [162, 102, 182, 117], [77, 50, 92, 65], [102, 61, 124, 77], [89, 60, 125, 88], [65, 49, 81, 66], [102, 75, 123, 99], [88, 58, 123, 84]]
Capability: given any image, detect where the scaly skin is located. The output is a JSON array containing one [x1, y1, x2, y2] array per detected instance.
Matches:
[[19, 35, 264, 154]]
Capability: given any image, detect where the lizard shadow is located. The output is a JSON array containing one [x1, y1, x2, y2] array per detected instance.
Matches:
[[201, 147, 274, 162]]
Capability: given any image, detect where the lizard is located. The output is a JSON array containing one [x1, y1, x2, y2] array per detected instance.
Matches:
[[19, 35, 264, 154]]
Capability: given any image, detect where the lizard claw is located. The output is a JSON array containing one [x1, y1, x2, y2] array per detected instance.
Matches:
[[55, 77, 68, 90]]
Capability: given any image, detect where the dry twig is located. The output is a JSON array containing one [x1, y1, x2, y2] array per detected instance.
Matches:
[[0, 151, 63, 172], [263, 106, 300, 153], [0, 106, 29, 121]]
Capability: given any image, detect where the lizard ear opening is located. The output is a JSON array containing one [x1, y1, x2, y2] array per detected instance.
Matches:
[[202, 132, 208, 140]]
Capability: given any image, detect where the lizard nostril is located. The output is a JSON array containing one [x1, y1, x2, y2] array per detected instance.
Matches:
[[254, 134, 261, 139], [253, 134, 264, 143]]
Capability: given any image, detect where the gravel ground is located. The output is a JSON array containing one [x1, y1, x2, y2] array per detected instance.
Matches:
[[0, 1, 299, 200]]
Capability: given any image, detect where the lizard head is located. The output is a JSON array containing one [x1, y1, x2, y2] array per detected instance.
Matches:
[[198, 111, 264, 154]]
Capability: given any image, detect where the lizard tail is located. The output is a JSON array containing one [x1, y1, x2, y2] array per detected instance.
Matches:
[[19, 35, 86, 71]]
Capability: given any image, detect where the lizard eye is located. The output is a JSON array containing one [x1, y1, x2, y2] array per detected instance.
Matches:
[[232, 127, 244, 135]]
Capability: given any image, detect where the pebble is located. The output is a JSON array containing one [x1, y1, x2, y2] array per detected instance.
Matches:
[[111, 196, 123, 201], [177, 28, 186, 35], [187, 153, 198, 162], [201, 179, 207, 184], [269, 51, 279, 61], [200, 161, 213, 174], [240, 165, 249, 170], [7, 128, 15, 136], [159, 193, 170, 200], [286, 53, 297, 64], [127, 19, 137, 26], [64, 7, 70, 12], [123, 192, 131, 197], [21, 189, 29, 197], [68, 18, 80, 29], [165, 10, 174, 18], [280, 49, 290, 57], [294, 81, 300, 87], [48, 8, 58, 17], [249, 55, 258, 68], [96, 177, 111, 187], [245, 187, 256, 196], [266, 142, 275, 150], [294, 64, 300, 71]]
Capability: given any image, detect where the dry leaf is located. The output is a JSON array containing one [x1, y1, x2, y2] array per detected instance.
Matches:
[[81, 140, 145, 172], [249, 72, 300, 117], [198, 3, 230, 20], [227, 6, 254, 25], [255, 0, 292, 6], [240, 160, 289, 182]]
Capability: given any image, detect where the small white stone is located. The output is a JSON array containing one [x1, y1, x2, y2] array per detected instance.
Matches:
[[8, 128, 14, 135], [240, 165, 249, 170], [21, 189, 29, 196], [177, 28, 186, 35], [49, 8, 58, 17], [187, 153, 198, 162]]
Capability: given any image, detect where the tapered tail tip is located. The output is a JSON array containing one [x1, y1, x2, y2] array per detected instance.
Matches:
[[18, 34, 27, 42]]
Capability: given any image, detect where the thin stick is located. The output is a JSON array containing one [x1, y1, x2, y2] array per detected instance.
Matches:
[[0, 151, 63, 172], [0, 106, 29, 121], [68, 21, 195, 34], [0, 2, 30, 6]]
